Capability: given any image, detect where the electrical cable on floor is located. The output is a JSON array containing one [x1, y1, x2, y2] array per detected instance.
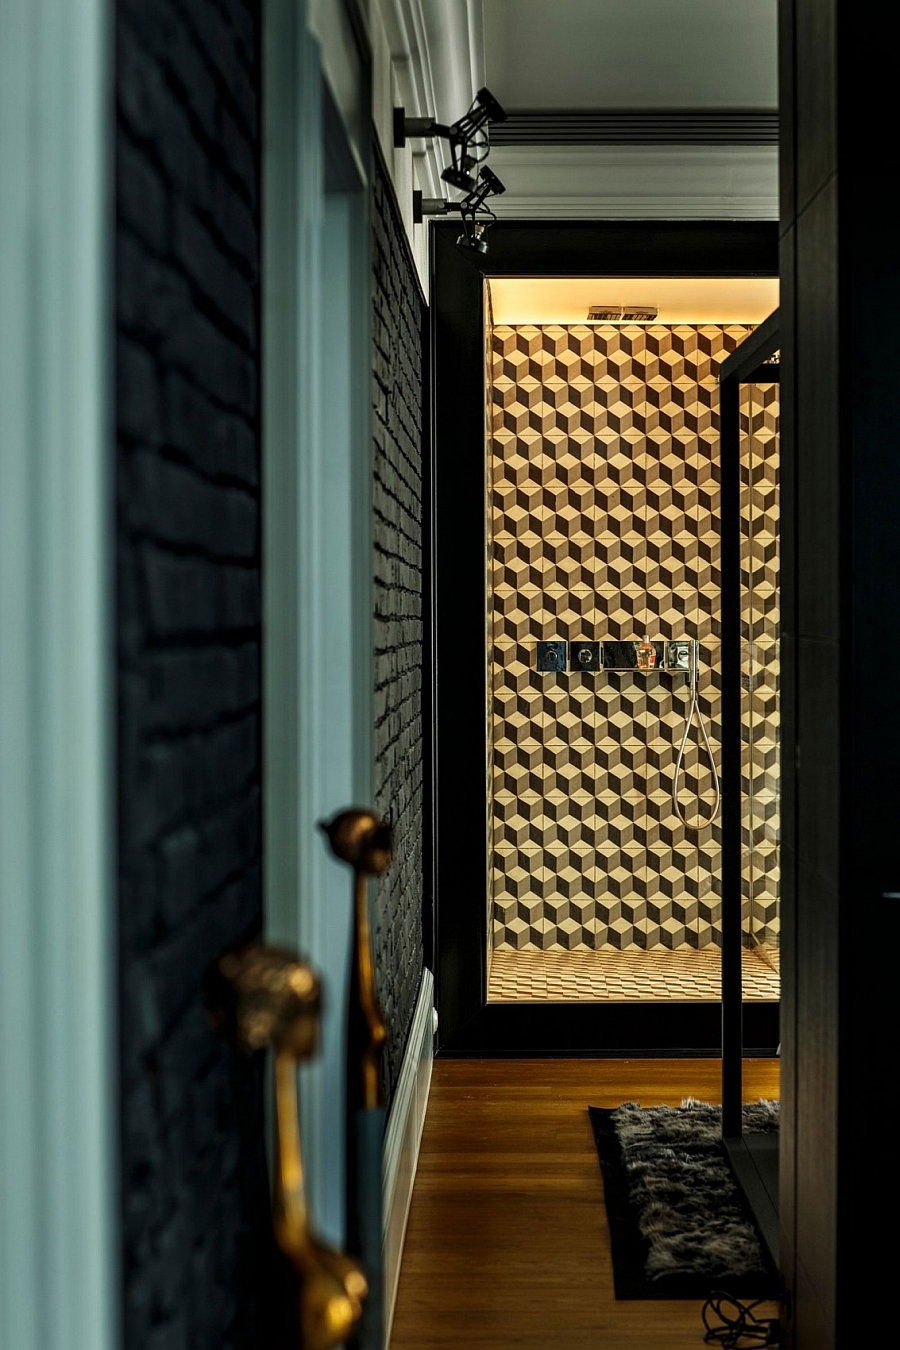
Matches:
[[701, 1292, 780, 1346]]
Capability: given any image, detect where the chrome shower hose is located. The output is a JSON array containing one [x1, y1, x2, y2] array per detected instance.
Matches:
[[672, 642, 721, 830]]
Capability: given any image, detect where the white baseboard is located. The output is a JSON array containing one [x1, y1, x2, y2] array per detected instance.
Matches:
[[382, 967, 434, 1348]]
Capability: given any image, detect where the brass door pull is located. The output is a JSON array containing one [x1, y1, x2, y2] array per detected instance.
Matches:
[[319, 809, 393, 1350], [206, 944, 366, 1350], [319, 809, 391, 1112]]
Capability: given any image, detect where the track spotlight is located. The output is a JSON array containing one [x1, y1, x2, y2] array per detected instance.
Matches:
[[456, 221, 490, 255], [455, 167, 506, 254], [393, 87, 507, 193], [441, 88, 507, 193]]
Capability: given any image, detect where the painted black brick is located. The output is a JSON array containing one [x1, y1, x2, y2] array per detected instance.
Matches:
[[372, 154, 427, 1107], [115, 3, 270, 1347]]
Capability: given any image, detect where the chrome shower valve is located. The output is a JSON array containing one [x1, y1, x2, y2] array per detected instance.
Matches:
[[536, 640, 567, 672], [667, 640, 693, 672], [570, 640, 601, 671]]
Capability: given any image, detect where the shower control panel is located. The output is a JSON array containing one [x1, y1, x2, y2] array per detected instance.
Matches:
[[534, 639, 697, 674], [668, 640, 692, 671], [570, 640, 601, 671], [536, 640, 568, 672]]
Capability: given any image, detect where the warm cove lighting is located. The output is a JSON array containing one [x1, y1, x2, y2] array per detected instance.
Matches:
[[488, 276, 780, 326]]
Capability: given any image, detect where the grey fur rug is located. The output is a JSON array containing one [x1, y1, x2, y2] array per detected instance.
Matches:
[[588, 1098, 780, 1299]]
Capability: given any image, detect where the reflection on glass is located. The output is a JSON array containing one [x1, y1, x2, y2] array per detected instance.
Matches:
[[741, 382, 780, 1000]]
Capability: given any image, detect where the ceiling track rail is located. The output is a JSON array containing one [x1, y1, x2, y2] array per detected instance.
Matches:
[[490, 109, 779, 146]]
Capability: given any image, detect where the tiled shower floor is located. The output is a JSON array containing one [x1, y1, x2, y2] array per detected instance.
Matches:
[[486, 945, 780, 1003]]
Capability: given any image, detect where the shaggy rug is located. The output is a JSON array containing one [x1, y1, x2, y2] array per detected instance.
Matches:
[[588, 1099, 780, 1300]]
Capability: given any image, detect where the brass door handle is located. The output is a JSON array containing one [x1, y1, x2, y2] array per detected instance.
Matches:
[[319, 809, 393, 1350], [206, 944, 367, 1350], [319, 809, 392, 1112]]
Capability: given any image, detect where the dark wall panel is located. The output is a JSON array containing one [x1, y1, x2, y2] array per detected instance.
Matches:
[[115, 2, 270, 1346], [779, 1, 841, 1340], [371, 151, 427, 1105], [781, 0, 900, 1342]]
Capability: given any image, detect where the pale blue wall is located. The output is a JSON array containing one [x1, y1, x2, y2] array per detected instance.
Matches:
[[0, 1, 116, 1347]]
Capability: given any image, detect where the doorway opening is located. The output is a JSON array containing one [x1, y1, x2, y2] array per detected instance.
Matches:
[[431, 221, 780, 1055]]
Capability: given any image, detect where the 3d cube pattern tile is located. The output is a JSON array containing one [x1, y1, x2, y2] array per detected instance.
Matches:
[[487, 325, 780, 951], [486, 946, 780, 1003]]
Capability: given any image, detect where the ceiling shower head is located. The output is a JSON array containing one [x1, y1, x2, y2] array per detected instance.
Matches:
[[587, 303, 659, 322]]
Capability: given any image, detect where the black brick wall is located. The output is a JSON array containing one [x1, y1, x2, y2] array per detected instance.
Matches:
[[115, 2, 270, 1346], [372, 155, 427, 1106]]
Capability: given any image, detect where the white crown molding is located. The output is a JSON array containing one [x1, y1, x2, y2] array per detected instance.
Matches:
[[488, 144, 779, 220], [490, 196, 779, 220], [376, 0, 483, 197]]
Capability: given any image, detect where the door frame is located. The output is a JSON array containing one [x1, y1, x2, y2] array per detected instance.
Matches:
[[261, 0, 373, 1245], [430, 219, 781, 1056]]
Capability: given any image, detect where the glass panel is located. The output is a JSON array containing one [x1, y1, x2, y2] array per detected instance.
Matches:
[[483, 315, 765, 1003], [740, 379, 780, 1001]]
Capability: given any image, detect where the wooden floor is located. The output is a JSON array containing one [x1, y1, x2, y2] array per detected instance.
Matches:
[[390, 1058, 780, 1350]]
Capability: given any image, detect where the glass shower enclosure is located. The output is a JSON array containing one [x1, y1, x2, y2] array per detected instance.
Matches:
[[720, 309, 781, 1266], [485, 310, 781, 1010]]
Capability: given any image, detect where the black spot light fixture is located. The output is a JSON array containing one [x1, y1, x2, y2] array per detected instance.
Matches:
[[394, 87, 507, 254], [455, 166, 506, 254], [411, 170, 506, 252], [394, 87, 507, 191], [440, 86, 507, 192]]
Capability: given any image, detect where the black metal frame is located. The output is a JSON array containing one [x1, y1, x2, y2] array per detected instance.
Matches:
[[430, 220, 780, 1057], [718, 310, 781, 1263]]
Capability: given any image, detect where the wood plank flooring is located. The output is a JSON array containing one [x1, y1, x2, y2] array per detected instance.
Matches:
[[390, 1058, 781, 1349]]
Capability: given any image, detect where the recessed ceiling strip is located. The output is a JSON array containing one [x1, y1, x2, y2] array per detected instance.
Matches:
[[490, 110, 779, 146]]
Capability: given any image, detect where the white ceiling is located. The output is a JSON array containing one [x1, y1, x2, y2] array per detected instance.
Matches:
[[482, 0, 778, 110], [476, 0, 779, 219], [489, 276, 780, 325]]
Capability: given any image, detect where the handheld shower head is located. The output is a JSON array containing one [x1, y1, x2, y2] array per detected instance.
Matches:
[[672, 641, 720, 831]]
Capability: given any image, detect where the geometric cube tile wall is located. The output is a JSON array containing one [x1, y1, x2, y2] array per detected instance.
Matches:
[[487, 324, 780, 952], [741, 379, 780, 947]]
